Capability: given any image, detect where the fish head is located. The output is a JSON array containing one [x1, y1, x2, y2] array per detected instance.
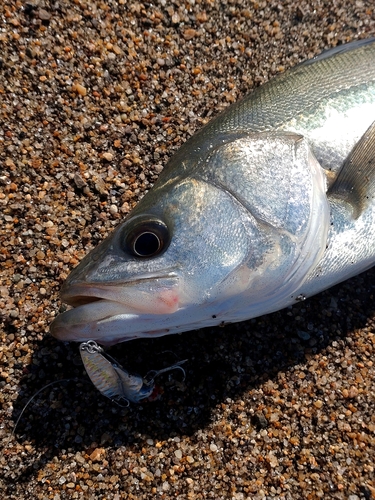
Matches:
[[50, 132, 329, 345]]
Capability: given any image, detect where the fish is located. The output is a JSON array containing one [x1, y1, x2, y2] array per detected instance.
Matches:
[[51, 38, 375, 348]]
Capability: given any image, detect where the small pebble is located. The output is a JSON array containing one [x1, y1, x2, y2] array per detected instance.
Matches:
[[102, 152, 114, 161], [73, 83, 87, 96]]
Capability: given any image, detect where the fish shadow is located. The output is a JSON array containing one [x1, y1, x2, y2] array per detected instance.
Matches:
[[4, 267, 375, 485]]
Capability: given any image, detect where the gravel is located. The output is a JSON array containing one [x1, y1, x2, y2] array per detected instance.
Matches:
[[1, 0, 375, 498]]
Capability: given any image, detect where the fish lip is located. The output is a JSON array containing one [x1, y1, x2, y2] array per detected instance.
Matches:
[[60, 272, 179, 307], [50, 271, 181, 343], [50, 296, 177, 345], [60, 285, 119, 308]]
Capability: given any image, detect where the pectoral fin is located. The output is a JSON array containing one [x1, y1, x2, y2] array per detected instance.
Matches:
[[328, 120, 375, 219]]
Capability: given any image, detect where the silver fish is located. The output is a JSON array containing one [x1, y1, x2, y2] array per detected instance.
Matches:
[[51, 39, 375, 347]]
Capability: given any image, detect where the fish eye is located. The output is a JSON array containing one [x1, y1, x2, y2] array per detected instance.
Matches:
[[125, 219, 170, 258]]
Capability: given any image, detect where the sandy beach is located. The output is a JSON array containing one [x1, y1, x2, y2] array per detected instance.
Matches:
[[1, 0, 375, 498]]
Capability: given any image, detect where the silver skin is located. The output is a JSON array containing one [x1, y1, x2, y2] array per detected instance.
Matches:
[[51, 39, 375, 346]]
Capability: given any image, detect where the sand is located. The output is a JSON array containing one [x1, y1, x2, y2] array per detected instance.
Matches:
[[1, 0, 375, 498]]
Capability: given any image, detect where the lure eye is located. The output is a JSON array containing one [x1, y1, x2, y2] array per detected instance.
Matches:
[[125, 218, 170, 258]]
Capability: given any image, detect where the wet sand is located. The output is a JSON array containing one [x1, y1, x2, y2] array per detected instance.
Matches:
[[1, 1, 375, 498]]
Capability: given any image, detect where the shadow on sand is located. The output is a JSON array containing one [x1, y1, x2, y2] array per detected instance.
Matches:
[[5, 267, 375, 487]]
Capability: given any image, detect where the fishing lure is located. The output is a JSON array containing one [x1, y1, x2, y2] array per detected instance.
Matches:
[[79, 340, 186, 405], [10, 345, 186, 440]]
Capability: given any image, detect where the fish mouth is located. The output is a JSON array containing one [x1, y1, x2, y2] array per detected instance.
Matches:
[[50, 274, 180, 345]]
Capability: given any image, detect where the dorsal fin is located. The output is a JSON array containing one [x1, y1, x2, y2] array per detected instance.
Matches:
[[328, 120, 375, 219], [300, 38, 375, 67]]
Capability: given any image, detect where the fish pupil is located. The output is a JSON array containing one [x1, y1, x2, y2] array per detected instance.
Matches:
[[124, 217, 170, 258], [133, 231, 161, 257]]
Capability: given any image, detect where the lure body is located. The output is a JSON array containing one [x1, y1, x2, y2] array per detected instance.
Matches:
[[80, 341, 154, 404], [80, 341, 186, 403]]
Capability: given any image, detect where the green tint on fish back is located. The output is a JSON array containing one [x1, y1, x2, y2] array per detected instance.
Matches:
[[157, 38, 375, 187]]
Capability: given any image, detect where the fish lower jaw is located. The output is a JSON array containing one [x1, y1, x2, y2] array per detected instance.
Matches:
[[50, 299, 192, 345], [51, 319, 185, 346], [49, 291, 292, 346], [50, 297, 247, 346]]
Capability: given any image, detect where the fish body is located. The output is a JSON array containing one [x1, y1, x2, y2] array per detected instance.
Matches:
[[51, 39, 375, 346]]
